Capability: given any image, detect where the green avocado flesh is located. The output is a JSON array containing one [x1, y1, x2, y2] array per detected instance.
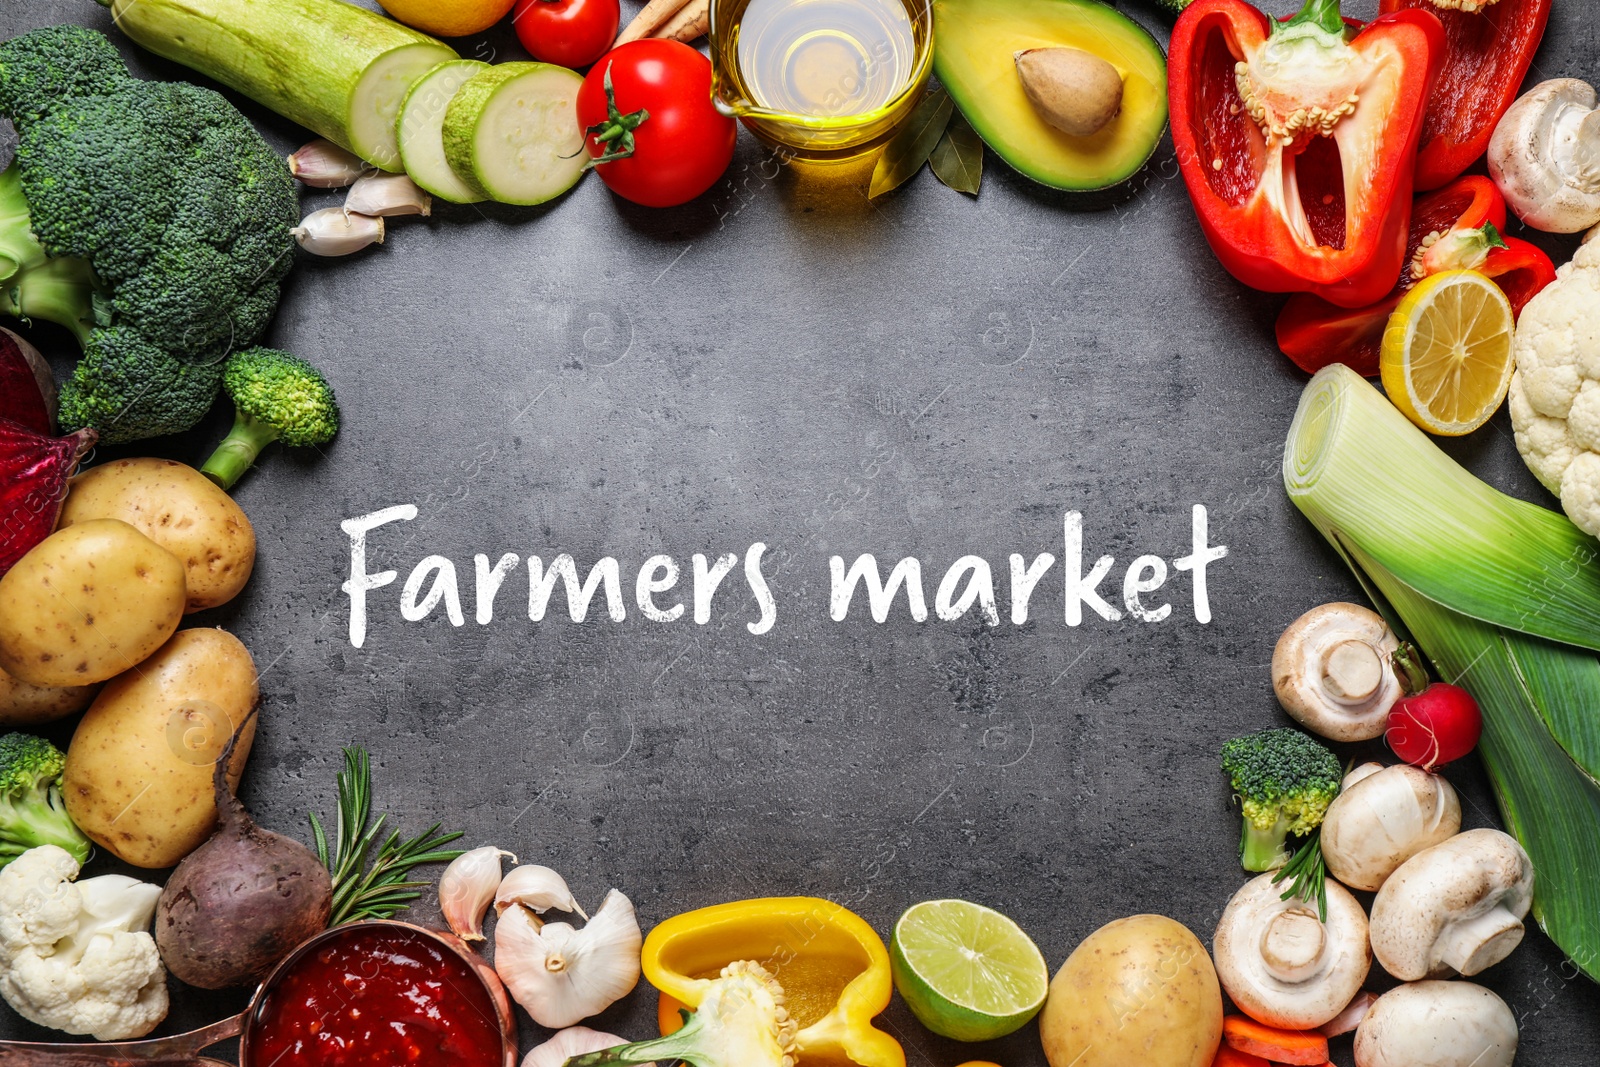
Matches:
[[932, 0, 1169, 192]]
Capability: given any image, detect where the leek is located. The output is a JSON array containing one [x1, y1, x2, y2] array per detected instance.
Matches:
[[1283, 365, 1600, 979]]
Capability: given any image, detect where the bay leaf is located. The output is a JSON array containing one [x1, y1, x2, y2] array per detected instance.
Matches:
[[869, 87, 955, 199], [930, 111, 983, 196]]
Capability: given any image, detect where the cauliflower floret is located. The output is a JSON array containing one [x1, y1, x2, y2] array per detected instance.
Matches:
[[1511, 236, 1600, 534], [0, 845, 168, 1041]]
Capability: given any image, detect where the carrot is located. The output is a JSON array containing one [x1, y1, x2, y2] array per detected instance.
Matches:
[[1222, 1015, 1330, 1066], [1211, 1046, 1270, 1067]]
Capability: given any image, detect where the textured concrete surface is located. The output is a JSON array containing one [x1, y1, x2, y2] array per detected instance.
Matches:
[[2, 0, 1598, 1063]]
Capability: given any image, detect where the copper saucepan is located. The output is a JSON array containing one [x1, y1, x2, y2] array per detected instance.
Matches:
[[0, 921, 517, 1067]]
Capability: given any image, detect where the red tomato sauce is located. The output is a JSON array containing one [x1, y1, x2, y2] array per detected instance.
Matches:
[[250, 926, 503, 1067]]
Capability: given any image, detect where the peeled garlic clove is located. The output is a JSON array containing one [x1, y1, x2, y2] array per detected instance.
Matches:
[[288, 139, 371, 188], [495, 889, 642, 1028], [293, 208, 385, 257], [521, 1026, 654, 1067], [439, 846, 517, 941], [346, 172, 433, 218], [495, 864, 588, 919]]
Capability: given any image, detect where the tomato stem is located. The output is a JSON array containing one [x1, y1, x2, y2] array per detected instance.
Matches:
[[581, 62, 650, 168]]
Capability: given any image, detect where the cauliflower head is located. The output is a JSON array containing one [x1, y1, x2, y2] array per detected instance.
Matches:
[[1510, 234, 1600, 534], [0, 845, 168, 1040]]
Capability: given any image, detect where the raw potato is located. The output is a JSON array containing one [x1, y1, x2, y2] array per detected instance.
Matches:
[[59, 459, 256, 614], [0, 520, 186, 687], [64, 628, 259, 869], [1039, 914, 1223, 1067], [0, 665, 98, 727]]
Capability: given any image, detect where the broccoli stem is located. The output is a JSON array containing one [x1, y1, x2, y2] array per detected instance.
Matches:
[[201, 408, 282, 491], [0, 787, 90, 866], [0, 163, 98, 345], [1240, 815, 1293, 872]]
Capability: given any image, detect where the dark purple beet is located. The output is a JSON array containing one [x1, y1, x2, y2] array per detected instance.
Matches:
[[0, 418, 93, 577], [155, 710, 333, 989], [0, 329, 55, 436]]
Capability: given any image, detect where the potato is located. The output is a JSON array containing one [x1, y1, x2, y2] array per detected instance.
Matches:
[[0, 519, 186, 687], [64, 628, 258, 868], [0, 664, 99, 727], [1039, 914, 1223, 1067], [60, 458, 256, 613]]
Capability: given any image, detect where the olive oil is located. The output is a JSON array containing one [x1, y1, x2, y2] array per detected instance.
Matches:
[[710, 0, 932, 160]]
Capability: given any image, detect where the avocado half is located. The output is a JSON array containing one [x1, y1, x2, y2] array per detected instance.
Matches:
[[932, 0, 1169, 192]]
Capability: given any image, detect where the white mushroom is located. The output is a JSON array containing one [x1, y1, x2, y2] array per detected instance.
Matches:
[[1489, 78, 1600, 233], [1213, 872, 1372, 1029], [1354, 980, 1517, 1067], [1273, 603, 1403, 741], [1321, 763, 1462, 892], [1370, 828, 1533, 980]]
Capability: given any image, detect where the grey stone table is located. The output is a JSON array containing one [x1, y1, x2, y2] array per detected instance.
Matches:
[[2, 0, 1596, 1063]]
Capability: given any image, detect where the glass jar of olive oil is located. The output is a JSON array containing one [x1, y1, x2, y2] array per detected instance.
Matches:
[[710, 0, 934, 163]]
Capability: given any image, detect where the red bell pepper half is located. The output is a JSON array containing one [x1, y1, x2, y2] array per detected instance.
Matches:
[[1276, 174, 1556, 375], [1380, 0, 1553, 190], [1169, 0, 1443, 309]]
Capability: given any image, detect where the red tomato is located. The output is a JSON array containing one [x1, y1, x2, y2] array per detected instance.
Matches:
[[576, 40, 736, 208], [1386, 682, 1483, 769], [513, 0, 620, 70]]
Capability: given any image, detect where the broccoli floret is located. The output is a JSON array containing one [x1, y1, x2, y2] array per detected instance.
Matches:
[[566, 960, 800, 1067], [0, 26, 132, 124], [58, 327, 225, 444], [1221, 727, 1342, 872], [0, 733, 90, 867], [0, 28, 297, 444], [200, 348, 340, 490]]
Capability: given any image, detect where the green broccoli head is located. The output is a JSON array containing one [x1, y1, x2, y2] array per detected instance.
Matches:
[[1221, 727, 1342, 872], [58, 326, 225, 444], [200, 348, 340, 491], [0, 26, 132, 124], [0, 733, 90, 867]]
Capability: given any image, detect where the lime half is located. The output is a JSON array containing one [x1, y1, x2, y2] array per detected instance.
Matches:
[[890, 899, 1049, 1042]]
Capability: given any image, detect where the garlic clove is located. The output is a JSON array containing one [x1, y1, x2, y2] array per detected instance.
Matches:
[[293, 208, 385, 257], [346, 172, 434, 218], [287, 139, 372, 188], [438, 846, 518, 941], [494, 889, 642, 1029], [521, 1026, 654, 1067], [494, 864, 588, 919]]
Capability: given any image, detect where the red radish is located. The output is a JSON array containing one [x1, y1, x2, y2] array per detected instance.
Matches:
[[0, 329, 56, 435], [1386, 646, 1483, 769], [0, 418, 94, 576]]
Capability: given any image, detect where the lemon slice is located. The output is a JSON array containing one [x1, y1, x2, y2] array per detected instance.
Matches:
[[890, 899, 1049, 1042], [1380, 269, 1515, 436]]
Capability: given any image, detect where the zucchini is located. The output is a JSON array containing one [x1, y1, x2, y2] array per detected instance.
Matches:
[[99, 0, 457, 171], [399, 60, 490, 205], [442, 64, 588, 206]]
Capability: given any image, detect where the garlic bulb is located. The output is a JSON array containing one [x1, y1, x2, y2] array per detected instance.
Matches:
[[346, 173, 433, 218], [293, 208, 385, 256], [287, 139, 371, 188], [438, 846, 517, 941], [495, 888, 642, 1028], [521, 1026, 654, 1067], [495, 864, 588, 919]]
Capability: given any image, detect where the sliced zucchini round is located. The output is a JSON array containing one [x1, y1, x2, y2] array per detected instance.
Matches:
[[442, 63, 588, 207], [399, 59, 491, 204]]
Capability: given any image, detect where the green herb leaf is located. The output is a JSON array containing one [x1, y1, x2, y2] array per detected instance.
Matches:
[[311, 747, 465, 926], [870, 87, 955, 200], [929, 110, 983, 196], [1272, 830, 1329, 921]]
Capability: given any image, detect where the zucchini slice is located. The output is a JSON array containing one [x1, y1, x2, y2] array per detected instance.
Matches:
[[399, 60, 491, 204], [442, 63, 588, 206]]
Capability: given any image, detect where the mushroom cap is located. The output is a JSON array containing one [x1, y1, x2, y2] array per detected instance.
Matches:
[[1353, 981, 1517, 1067], [1489, 78, 1600, 233], [1322, 764, 1462, 892], [1370, 829, 1533, 981], [1272, 603, 1402, 741], [1213, 872, 1371, 1030]]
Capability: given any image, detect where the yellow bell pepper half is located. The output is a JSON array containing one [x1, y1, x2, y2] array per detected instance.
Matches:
[[644, 897, 906, 1067]]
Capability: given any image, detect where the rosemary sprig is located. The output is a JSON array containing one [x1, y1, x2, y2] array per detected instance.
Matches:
[[310, 747, 464, 926], [1272, 829, 1330, 921]]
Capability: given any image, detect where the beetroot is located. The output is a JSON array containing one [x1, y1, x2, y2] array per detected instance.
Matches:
[[0, 417, 94, 576], [0, 328, 56, 435], [155, 712, 333, 989]]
